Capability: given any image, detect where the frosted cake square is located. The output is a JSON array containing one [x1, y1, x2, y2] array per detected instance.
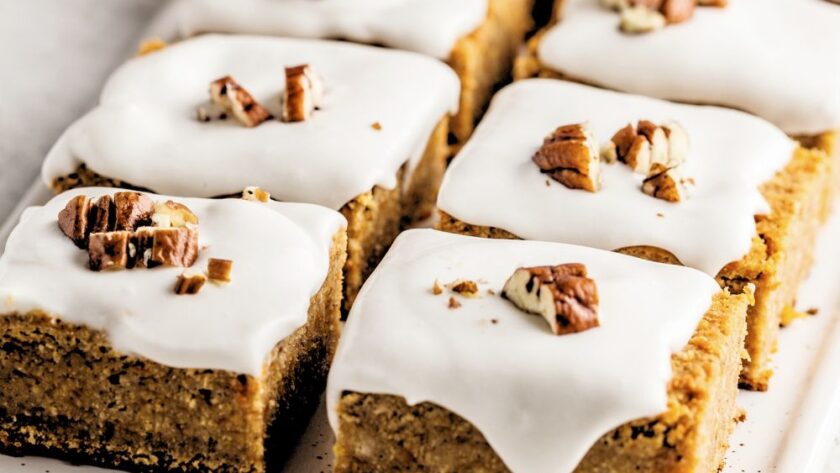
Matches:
[[328, 229, 751, 473], [0, 188, 346, 472], [436, 79, 831, 390], [42, 35, 459, 312], [516, 0, 840, 217], [157, 0, 535, 146]]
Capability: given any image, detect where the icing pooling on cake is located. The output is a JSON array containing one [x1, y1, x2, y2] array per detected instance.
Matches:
[[0, 188, 346, 376], [157, 0, 488, 60], [328, 229, 720, 473], [537, 0, 840, 135], [437, 80, 794, 277], [41, 35, 460, 210]]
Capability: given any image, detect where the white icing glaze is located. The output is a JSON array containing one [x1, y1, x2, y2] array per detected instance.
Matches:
[[0, 188, 346, 376], [537, 0, 840, 134], [438, 79, 794, 277], [157, 0, 488, 60], [327, 228, 720, 473], [41, 35, 460, 210]]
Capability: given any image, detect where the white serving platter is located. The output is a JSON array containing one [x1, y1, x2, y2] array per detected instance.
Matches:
[[1, 183, 839, 473]]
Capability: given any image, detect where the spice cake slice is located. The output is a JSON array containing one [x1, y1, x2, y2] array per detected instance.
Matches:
[[0, 188, 346, 472], [515, 0, 840, 218], [436, 79, 830, 391], [158, 0, 535, 147], [42, 34, 459, 313], [328, 229, 751, 473]]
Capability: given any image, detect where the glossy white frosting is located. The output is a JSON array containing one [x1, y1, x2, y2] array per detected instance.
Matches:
[[438, 80, 794, 277], [537, 0, 840, 135], [0, 188, 346, 376], [328, 229, 720, 473], [156, 0, 488, 60], [41, 35, 460, 210]]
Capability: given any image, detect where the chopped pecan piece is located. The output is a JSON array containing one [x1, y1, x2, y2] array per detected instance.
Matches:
[[88, 195, 115, 235], [502, 263, 600, 335], [209, 75, 271, 127], [152, 201, 199, 228], [88, 231, 131, 271], [242, 186, 270, 203], [282, 64, 323, 123], [128, 227, 157, 269], [642, 163, 690, 202], [207, 258, 233, 283], [620, 5, 666, 33], [175, 272, 206, 295], [58, 195, 91, 248], [114, 192, 154, 231], [660, 0, 695, 23], [150, 227, 199, 268], [533, 123, 601, 192], [697, 0, 726, 6], [608, 120, 689, 173]]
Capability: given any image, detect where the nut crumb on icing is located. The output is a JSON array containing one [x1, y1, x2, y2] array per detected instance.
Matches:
[[432, 279, 443, 296], [533, 123, 601, 192], [207, 258, 234, 283], [447, 279, 480, 298], [242, 186, 271, 203], [448, 297, 461, 309], [283, 64, 323, 123], [175, 272, 207, 295], [371, 122, 383, 131], [502, 263, 600, 336]]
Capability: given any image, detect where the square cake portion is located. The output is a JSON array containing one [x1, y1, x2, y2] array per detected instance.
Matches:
[[157, 0, 535, 146], [437, 79, 831, 390], [42, 34, 459, 312], [328, 229, 752, 473], [0, 188, 346, 472], [516, 0, 840, 217]]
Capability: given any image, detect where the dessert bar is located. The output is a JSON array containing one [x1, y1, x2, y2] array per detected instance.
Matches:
[[328, 229, 751, 473], [0, 188, 346, 472]]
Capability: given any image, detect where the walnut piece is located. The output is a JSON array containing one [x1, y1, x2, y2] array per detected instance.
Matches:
[[175, 272, 207, 295], [207, 258, 233, 283], [642, 163, 691, 202], [282, 64, 323, 123], [502, 263, 600, 335], [209, 75, 271, 127], [533, 123, 601, 192], [242, 186, 270, 203]]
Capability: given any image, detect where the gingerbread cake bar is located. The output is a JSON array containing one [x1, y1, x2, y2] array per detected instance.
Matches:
[[0, 188, 346, 472], [42, 35, 459, 313], [159, 0, 535, 146], [436, 79, 830, 390], [515, 0, 840, 217], [328, 229, 752, 473]]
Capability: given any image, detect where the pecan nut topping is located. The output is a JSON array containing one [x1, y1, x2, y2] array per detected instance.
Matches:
[[282, 64, 323, 123], [606, 120, 689, 173], [533, 123, 601, 192], [502, 263, 600, 335], [642, 162, 691, 202], [209, 75, 271, 127], [88, 231, 132, 271], [207, 258, 234, 283], [58, 195, 92, 248], [174, 272, 207, 295]]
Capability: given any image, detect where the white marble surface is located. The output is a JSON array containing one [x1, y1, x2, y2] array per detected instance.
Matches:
[[0, 1, 838, 472]]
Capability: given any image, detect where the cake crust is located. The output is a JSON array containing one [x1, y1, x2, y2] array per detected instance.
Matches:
[[0, 231, 346, 472]]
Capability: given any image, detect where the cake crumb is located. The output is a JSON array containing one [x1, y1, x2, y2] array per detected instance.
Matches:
[[432, 279, 443, 295], [490, 318, 499, 324], [545, 179, 551, 187], [137, 38, 167, 56], [806, 307, 819, 316], [371, 121, 382, 131], [448, 279, 479, 297], [448, 297, 461, 309], [657, 212, 665, 218], [780, 305, 809, 327], [487, 288, 496, 296]]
